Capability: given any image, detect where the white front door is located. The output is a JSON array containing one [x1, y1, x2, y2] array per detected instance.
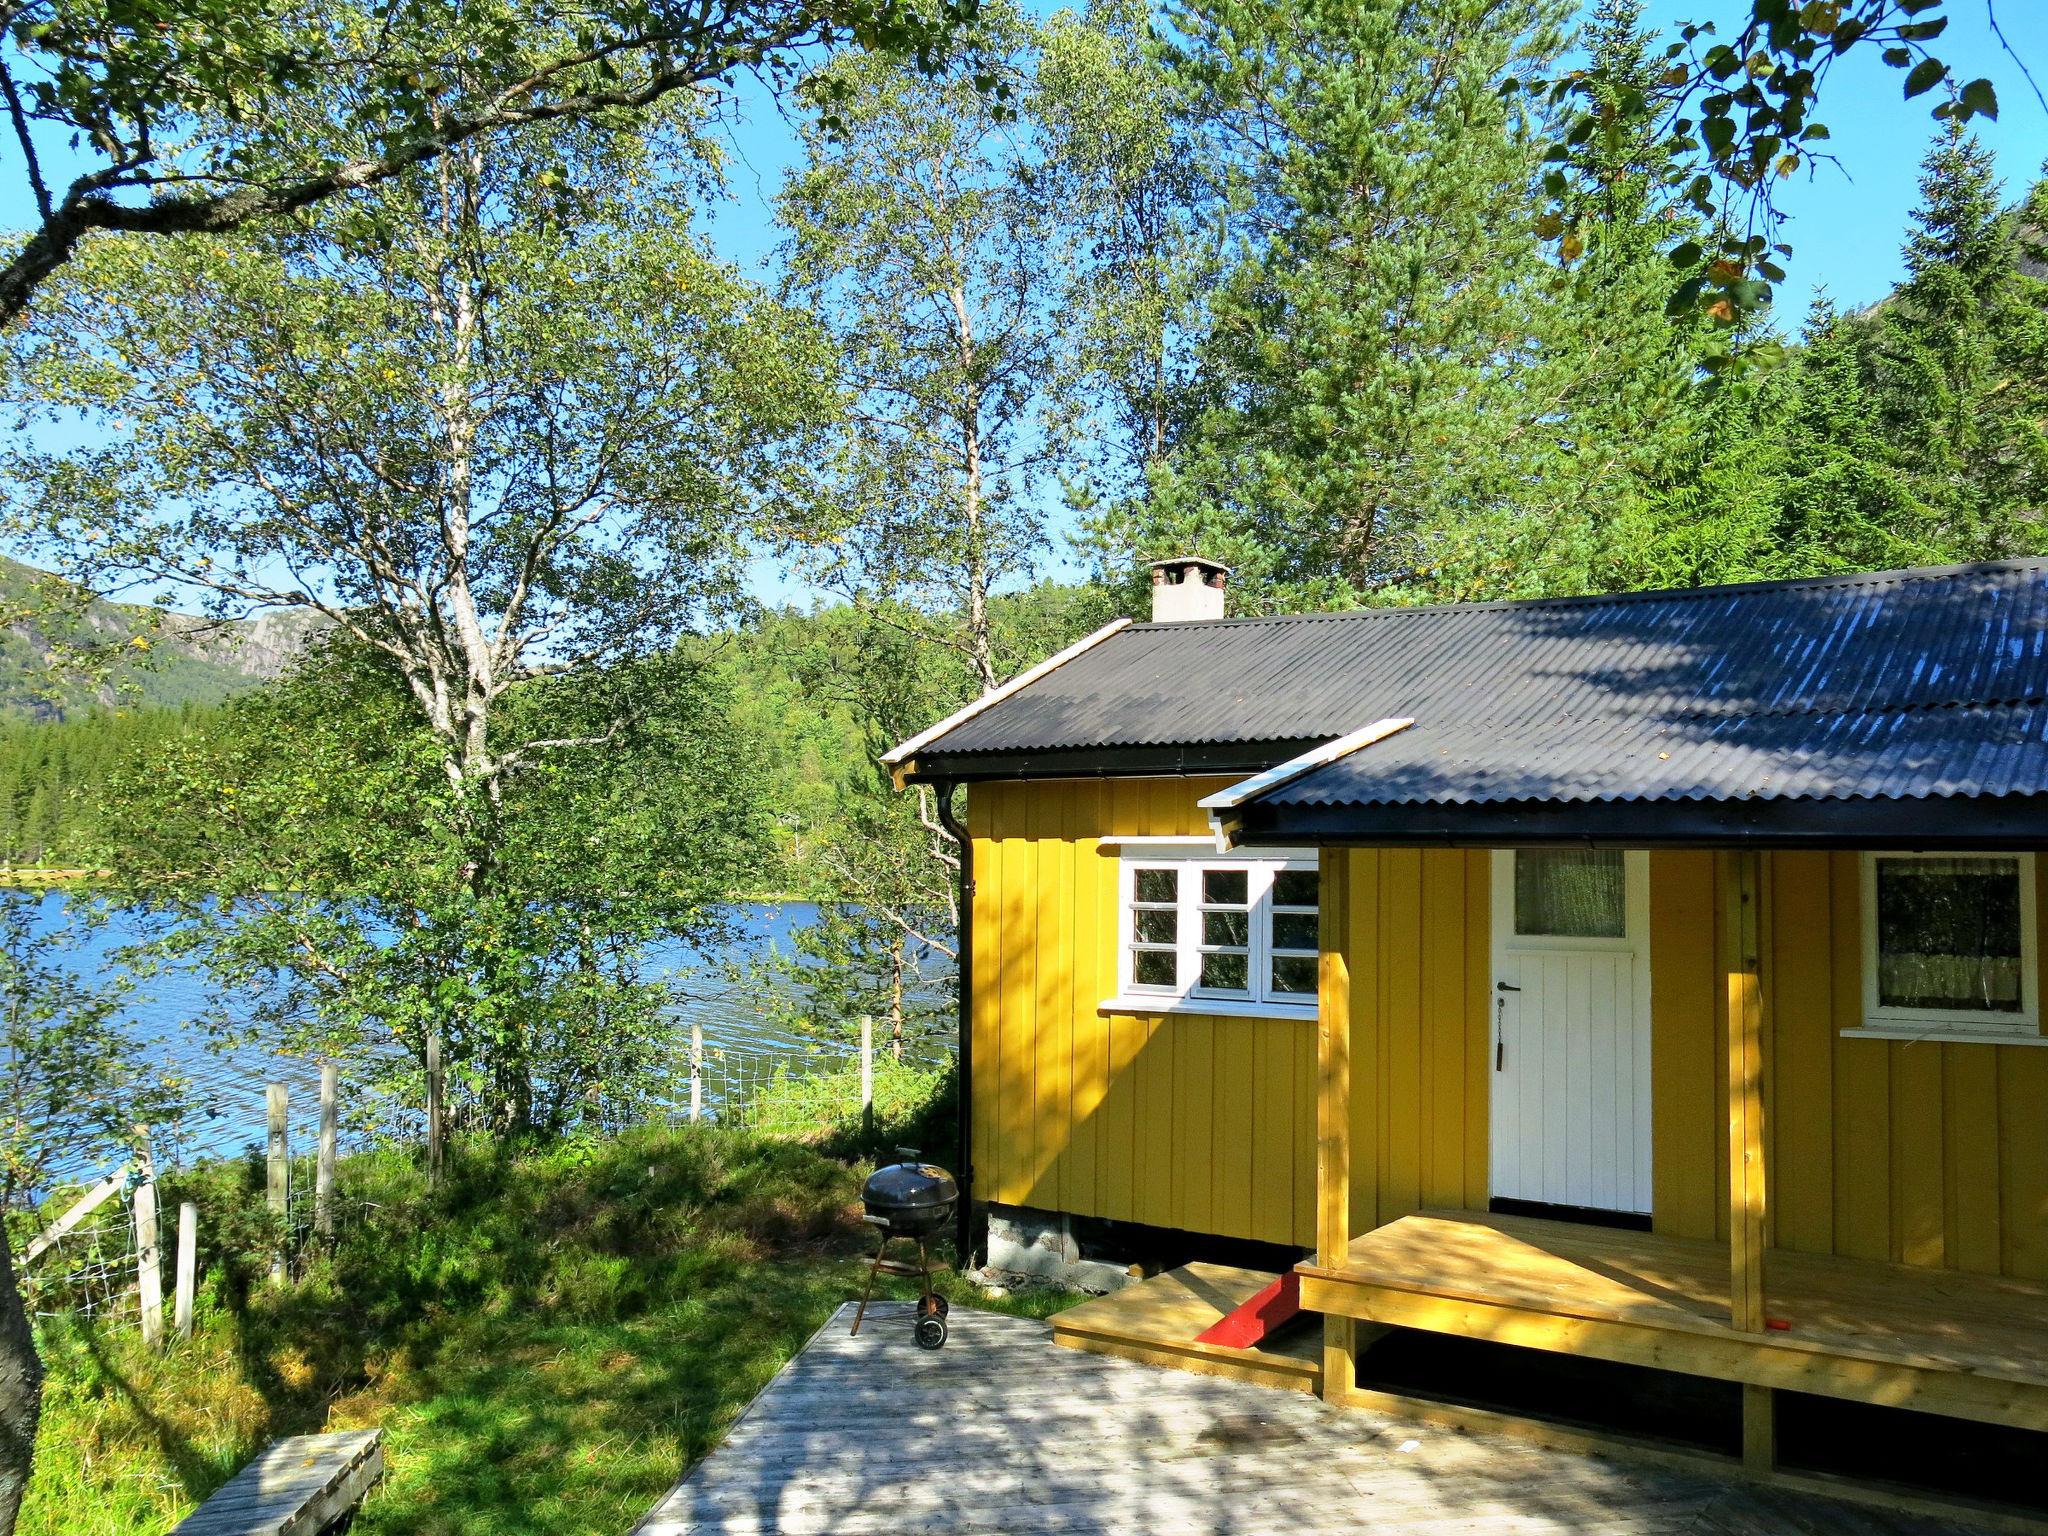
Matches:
[[1489, 849, 1653, 1215]]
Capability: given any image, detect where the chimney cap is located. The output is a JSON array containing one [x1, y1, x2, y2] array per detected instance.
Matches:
[[1147, 556, 1231, 586]]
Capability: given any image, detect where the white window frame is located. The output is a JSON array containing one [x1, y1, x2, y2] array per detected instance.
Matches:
[[1848, 850, 2044, 1045], [1104, 842, 1321, 1021]]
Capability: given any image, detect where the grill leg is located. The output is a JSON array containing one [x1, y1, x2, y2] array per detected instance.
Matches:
[[851, 1231, 889, 1337]]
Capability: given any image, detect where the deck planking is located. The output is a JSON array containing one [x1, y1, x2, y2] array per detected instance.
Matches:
[[633, 1301, 2006, 1536], [172, 1429, 383, 1536], [1306, 1211, 2048, 1386]]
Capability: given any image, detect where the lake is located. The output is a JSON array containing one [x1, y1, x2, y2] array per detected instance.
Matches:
[[28, 893, 951, 1184]]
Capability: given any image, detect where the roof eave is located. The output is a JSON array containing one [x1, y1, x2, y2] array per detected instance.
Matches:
[[1225, 791, 2048, 851]]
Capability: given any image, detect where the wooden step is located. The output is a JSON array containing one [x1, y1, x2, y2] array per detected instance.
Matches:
[[1051, 1262, 1321, 1392], [173, 1429, 383, 1536]]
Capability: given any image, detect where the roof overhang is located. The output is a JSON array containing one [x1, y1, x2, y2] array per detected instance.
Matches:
[[893, 738, 1331, 786], [1222, 790, 2048, 851], [882, 618, 1131, 788]]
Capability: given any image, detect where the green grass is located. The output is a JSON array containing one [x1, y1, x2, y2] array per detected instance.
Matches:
[[737, 1055, 952, 1139], [21, 1110, 1065, 1536]]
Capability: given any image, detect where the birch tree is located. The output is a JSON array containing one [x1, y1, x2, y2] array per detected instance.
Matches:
[[778, 0, 1075, 693], [7, 105, 836, 845], [0, 0, 982, 328], [2, 105, 837, 1131]]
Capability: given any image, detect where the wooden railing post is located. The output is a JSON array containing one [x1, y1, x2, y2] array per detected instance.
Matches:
[[266, 1083, 289, 1285], [860, 1015, 875, 1134], [1720, 848, 1773, 1471], [133, 1132, 162, 1349], [425, 1030, 445, 1188], [315, 1063, 338, 1247], [173, 1201, 197, 1342], [1317, 849, 1354, 1403]]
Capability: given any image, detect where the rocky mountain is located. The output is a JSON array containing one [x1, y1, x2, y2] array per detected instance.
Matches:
[[0, 558, 322, 718]]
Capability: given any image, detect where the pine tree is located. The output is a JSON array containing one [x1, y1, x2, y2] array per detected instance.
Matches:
[[1760, 295, 1932, 576], [1872, 124, 2048, 559], [1107, 0, 1569, 612], [1419, 0, 1720, 600]]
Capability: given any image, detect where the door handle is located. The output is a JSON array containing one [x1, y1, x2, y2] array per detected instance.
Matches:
[[1496, 981, 1521, 992]]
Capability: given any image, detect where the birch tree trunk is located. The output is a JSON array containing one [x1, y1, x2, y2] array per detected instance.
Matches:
[[0, 1220, 42, 1536]]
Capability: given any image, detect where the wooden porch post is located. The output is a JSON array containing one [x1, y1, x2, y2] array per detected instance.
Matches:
[[1317, 848, 1354, 1403], [1720, 848, 1773, 1471]]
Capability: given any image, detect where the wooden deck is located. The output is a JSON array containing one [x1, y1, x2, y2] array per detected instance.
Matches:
[[172, 1429, 383, 1536], [632, 1299, 2013, 1536], [1299, 1211, 2048, 1430], [1052, 1263, 1320, 1392]]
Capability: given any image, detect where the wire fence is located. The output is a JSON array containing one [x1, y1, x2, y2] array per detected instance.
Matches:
[[21, 1204, 142, 1328], [17, 1022, 957, 1335]]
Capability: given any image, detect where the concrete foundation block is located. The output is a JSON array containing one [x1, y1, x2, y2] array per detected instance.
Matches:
[[984, 1204, 1133, 1292]]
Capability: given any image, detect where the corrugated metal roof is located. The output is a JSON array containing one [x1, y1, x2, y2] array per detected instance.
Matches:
[[915, 560, 2048, 808]]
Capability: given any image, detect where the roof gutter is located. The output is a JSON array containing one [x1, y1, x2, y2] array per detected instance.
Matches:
[[881, 618, 1133, 789], [1200, 717, 1415, 847]]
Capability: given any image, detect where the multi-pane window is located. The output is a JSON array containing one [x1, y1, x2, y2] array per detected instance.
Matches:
[[1862, 852, 2038, 1037], [1120, 851, 1320, 1011]]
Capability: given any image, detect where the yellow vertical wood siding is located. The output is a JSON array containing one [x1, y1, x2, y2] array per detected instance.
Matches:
[[1635, 849, 2048, 1280], [1331, 847, 1493, 1235], [974, 778, 2048, 1279], [971, 775, 1316, 1246]]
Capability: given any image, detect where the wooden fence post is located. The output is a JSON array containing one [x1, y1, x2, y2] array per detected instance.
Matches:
[[689, 1020, 703, 1123], [426, 1030, 444, 1188], [859, 1015, 875, 1133], [133, 1133, 162, 1348], [315, 1063, 338, 1246], [266, 1083, 289, 1285], [174, 1201, 197, 1341]]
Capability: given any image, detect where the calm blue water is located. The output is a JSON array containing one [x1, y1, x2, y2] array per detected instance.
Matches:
[[28, 893, 925, 1179]]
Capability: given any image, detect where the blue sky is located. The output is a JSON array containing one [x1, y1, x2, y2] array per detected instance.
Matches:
[[2, 2, 2044, 611], [693, 2, 2048, 312]]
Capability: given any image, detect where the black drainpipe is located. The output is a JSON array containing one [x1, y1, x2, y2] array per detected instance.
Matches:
[[932, 779, 975, 1271]]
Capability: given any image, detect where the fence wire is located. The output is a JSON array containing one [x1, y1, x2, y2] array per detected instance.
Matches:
[[19, 1029, 957, 1331], [22, 1207, 141, 1327]]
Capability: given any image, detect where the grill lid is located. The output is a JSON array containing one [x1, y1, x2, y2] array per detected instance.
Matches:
[[863, 1147, 958, 1211]]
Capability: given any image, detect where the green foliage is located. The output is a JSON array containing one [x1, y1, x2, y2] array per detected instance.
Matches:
[[780, 0, 1079, 694], [1867, 124, 2048, 560], [714, 585, 1109, 1049], [1097, 0, 1571, 611], [99, 636, 769, 1137], [1033, 0, 1217, 500], [1525, 0, 2007, 333], [739, 1055, 952, 1138], [0, 0, 988, 327], [0, 707, 215, 867]]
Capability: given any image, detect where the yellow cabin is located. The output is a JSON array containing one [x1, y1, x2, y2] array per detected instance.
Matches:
[[889, 557, 2048, 1510]]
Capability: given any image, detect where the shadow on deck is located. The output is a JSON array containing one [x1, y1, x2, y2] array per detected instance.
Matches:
[[631, 1299, 2011, 1536]]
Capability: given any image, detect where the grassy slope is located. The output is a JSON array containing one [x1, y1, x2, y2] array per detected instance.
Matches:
[[24, 1122, 1060, 1536]]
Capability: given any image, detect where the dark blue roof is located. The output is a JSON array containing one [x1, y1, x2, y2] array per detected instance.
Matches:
[[918, 561, 2048, 818]]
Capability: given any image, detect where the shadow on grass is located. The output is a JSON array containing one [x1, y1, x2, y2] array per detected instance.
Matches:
[[31, 1107, 1049, 1536]]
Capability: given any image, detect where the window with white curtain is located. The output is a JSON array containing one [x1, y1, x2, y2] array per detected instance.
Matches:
[[1860, 852, 2039, 1039]]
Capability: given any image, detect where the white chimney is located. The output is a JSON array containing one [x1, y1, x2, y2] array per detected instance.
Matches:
[[1148, 556, 1230, 623]]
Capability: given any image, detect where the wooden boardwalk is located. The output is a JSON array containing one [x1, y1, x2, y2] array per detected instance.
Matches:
[[173, 1429, 382, 1536], [633, 1302, 2007, 1536]]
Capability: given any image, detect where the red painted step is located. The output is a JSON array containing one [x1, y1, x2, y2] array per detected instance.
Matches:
[[1194, 1270, 1301, 1349]]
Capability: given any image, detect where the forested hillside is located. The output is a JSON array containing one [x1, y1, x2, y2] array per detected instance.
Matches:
[[0, 558, 315, 719], [0, 708, 212, 867]]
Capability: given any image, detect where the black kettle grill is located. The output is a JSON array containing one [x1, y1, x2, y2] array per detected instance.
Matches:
[[852, 1149, 958, 1348]]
